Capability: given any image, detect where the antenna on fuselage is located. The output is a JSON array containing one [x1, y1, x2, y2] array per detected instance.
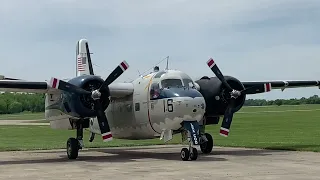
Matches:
[[153, 66, 159, 72], [165, 56, 169, 70]]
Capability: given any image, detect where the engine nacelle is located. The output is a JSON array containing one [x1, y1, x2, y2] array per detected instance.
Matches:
[[195, 76, 246, 124], [61, 75, 108, 118]]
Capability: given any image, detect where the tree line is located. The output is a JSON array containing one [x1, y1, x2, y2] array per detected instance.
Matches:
[[0, 92, 320, 114], [244, 95, 320, 106], [0, 92, 45, 114]]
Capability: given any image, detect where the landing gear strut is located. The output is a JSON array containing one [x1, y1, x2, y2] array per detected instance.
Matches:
[[180, 128, 199, 161], [66, 120, 84, 159]]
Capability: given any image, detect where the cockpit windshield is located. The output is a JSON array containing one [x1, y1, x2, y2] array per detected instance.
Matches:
[[149, 70, 200, 100], [182, 78, 195, 89], [161, 79, 183, 88]]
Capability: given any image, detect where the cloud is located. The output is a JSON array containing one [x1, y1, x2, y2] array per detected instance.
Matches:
[[0, 0, 319, 99]]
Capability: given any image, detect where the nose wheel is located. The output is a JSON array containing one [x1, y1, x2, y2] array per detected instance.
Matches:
[[180, 121, 202, 161], [180, 147, 198, 161], [180, 128, 199, 161]]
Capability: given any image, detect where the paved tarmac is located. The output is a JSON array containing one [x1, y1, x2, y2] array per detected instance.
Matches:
[[1, 145, 320, 180]]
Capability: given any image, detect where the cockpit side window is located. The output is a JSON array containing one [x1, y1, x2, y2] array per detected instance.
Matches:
[[161, 79, 183, 89], [150, 83, 160, 100], [183, 78, 195, 88]]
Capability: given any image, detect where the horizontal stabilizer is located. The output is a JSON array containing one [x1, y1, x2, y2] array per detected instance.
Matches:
[[0, 75, 20, 80]]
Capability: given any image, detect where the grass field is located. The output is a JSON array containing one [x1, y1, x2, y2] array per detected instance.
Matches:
[[0, 112, 44, 120], [1, 104, 320, 152]]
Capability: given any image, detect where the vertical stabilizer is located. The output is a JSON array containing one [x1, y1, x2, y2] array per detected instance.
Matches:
[[76, 39, 94, 76]]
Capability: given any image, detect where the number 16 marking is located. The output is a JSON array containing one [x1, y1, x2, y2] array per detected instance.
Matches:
[[164, 99, 173, 112]]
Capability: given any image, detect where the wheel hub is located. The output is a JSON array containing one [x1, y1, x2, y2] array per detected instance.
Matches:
[[181, 151, 185, 158]]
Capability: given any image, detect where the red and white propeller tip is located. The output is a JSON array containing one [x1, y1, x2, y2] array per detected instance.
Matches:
[[207, 58, 216, 69], [50, 77, 60, 89], [264, 83, 272, 92], [102, 132, 113, 142], [120, 60, 129, 72], [220, 127, 229, 137]]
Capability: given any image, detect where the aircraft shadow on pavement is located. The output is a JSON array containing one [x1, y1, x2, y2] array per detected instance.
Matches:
[[0, 146, 280, 166], [0, 151, 225, 165]]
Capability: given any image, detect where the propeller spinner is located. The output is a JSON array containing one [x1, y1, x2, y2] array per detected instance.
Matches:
[[50, 60, 129, 142], [206, 58, 271, 137]]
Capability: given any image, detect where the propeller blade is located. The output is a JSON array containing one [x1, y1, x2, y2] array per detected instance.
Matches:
[[206, 58, 233, 91], [85, 42, 94, 75], [242, 83, 272, 94], [219, 99, 235, 137], [99, 61, 129, 90], [49, 77, 91, 95], [93, 100, 113, 142]]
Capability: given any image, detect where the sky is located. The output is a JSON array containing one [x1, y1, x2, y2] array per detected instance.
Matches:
[[0, 0, 319, 100]]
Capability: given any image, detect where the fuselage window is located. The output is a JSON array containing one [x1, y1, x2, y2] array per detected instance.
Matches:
[[161, 79, 183, 88], [150, 83, 160, 99], [135, 103, 140, 111]]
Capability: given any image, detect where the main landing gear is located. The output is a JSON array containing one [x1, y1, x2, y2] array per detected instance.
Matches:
[[200, 133, 213, 154], [66, 120, 84, 159]]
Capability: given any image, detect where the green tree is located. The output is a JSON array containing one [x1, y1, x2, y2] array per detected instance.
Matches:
[[8, 101, 23, 114]]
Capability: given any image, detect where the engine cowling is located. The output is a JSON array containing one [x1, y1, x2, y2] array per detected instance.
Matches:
[[61, 75, 109, 118], [195, 76, 246, 123]]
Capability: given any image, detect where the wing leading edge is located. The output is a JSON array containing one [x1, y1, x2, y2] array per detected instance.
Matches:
[[241, 80, 320, 94], [0, 80, 49, 93], [0, 80, 134, 97]]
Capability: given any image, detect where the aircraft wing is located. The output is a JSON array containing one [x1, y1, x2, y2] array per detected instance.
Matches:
[[0, 80, 134, 97], [241, 80, 320, 94], [0, 80, 49, 93]]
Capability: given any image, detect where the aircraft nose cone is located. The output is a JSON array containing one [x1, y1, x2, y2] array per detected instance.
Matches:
[[173, 97, 206, 122]]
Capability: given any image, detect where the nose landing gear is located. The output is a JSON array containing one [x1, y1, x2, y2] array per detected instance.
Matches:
[[180, 121, 200, 161], [180, 135, 199, 161], [180, 147, 198, 161], [180, 124, 214, 161]]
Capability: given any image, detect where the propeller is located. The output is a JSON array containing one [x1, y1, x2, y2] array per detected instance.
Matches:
[[206, 58, 271, 137], [49, 60, 129, 142], [85, 42, 94, 75]]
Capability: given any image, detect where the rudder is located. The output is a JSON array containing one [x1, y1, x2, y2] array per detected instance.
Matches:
[[76, 39, 94, 76]]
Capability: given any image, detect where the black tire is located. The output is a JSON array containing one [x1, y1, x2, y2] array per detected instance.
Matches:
[[180, 148, 190, 161], [67, 138, 79, 159], [200, 133, 213, 154], [190, 147, 198, 161]]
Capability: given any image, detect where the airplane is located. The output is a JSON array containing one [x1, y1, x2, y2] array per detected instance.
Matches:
[[0, 39, 319, 161]]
